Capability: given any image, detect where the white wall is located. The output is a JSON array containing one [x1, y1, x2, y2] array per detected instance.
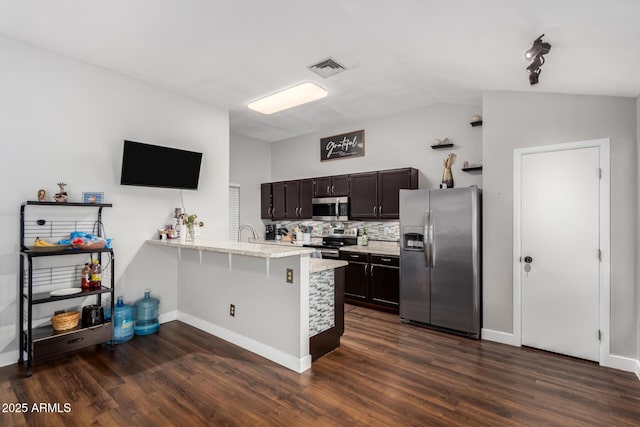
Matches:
[[0, 35, 229, 363], [229, 132, 271, 239], [270, 103, 483, 190], [483, 90, 637, 357], [637, 96, 640, 366]]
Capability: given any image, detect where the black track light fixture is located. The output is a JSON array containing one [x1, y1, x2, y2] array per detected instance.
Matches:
[[525, 34, 551, 60], [525, 34, 551, 85]]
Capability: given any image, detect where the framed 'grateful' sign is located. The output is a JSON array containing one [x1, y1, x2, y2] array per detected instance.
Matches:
[[320, 129, 365, 161]]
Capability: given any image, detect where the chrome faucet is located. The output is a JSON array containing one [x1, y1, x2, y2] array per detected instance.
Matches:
[[237, 224, 259, 242]]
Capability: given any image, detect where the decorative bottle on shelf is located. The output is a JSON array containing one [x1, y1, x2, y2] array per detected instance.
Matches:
[[90, 259, 102, 289], [110, 296, 134, 344], [134, 290, 160, 336], [81, 263, 91, 290]]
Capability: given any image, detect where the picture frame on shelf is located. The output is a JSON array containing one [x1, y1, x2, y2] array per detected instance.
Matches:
[[82, 192, 104, 204]]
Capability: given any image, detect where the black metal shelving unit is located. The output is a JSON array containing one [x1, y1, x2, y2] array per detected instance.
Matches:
[[19, 201, 115, 376]]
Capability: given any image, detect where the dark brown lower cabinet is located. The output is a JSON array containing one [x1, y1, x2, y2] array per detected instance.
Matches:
[[341, 252, 399, 312], [343, 252, 369, 301]]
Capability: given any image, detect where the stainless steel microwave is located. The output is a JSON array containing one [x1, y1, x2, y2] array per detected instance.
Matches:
[[312, 197, 349, 221]]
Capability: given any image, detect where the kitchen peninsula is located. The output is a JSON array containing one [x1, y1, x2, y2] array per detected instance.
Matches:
[[146, 239, 346, 373]]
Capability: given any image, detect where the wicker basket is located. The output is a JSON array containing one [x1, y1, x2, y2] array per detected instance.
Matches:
[[73, 241, 107, 250], [51, 311, 80, 331]]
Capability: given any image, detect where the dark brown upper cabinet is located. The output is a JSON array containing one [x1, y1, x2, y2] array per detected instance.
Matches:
[[271, 181, 286, 220], [298, 179, 314, 219], [285, 179, 314, 219], [260, 183, 272, 219], [314, 175, 349, 197], [350, 168, 418, 220], [261, 179, 313, 220], [349, 172, 379, 219]]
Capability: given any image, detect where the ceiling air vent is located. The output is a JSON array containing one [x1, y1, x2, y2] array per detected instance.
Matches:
[[307, 57, 346, 78]]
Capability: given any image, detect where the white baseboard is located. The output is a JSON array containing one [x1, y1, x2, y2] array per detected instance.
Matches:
[[177, 311, 311, 373], [600, 354, 640, 378], [159, 310, 177, 324], [481, 328, 520, 347]]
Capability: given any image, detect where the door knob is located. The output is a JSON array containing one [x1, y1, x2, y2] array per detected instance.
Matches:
[[524, 256, 533, 263]]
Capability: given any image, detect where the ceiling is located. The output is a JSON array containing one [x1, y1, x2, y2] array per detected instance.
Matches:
[[0, 0, 639, 142]]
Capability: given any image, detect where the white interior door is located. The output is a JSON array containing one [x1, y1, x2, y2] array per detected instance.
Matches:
[[520, 146, 600, 361]]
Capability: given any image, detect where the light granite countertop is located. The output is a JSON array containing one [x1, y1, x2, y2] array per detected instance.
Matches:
[[147, 239, 315, 258], [249, 238, 400, 257], [340, 241, 400, 257], [309, 258, 348, 273]]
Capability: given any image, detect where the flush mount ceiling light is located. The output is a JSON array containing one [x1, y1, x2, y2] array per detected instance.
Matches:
[[524, 34, 551, 85], [248, 82, 328, 114]]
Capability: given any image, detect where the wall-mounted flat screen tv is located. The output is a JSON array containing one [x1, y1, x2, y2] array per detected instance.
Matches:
[[120, 140, 203, 190]]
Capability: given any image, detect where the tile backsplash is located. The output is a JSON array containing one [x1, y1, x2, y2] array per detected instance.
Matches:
[[271, 219, 399, 241]]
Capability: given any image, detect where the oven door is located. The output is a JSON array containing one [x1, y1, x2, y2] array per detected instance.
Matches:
[[318, 248, 340, 259]]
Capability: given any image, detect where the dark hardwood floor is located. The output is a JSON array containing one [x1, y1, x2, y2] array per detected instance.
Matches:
[[2, 305, 639, 426]]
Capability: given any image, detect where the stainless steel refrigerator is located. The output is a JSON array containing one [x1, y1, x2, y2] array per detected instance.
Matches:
[[399, 187, 481, 338]]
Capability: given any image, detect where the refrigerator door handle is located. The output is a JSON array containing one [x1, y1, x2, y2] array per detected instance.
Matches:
[[424, 210, 430, 268], [430, 210, 435, 268]]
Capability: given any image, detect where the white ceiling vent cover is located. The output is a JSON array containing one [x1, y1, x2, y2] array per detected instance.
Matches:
[[308, 57, 346, 78]]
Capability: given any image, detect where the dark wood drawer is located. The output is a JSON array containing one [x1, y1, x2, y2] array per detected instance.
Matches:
[[340, 252, 369, 262], [370, 255, 399, 267], [33, 323, 112, 360]]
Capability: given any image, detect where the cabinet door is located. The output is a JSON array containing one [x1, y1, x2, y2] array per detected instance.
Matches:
[[298, 179, 314, 219], [370, 264, 400, 307], [271, 182, 286, 220], [344, 261, 369, 301], [284, 180, 300, 218], [349, 172, 378, 219], [331, 175, 350, 196], [314, 176, 332, 197], [260, 183, 272, 219], [378, 168, 418, 219]]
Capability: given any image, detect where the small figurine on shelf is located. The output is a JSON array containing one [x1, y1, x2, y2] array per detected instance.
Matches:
[[53, 182, 68, 203], [37, 189, 46, 201]]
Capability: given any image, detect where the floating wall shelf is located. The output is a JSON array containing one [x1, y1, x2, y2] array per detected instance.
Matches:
[[462, 166, 483, 172], [430, 144, 454, 149]]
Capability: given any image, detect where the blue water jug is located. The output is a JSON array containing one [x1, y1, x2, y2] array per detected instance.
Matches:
[[106, 296, 134, 344], [134, 289, 160, 336]]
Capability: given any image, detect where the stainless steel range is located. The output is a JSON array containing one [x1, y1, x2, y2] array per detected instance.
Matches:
[[304, 235, 357, 259]]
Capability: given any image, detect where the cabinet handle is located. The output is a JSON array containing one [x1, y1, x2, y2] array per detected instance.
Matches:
[[327, 185, 330, 194], [379, 206, 382, 216], [67, 337, 84, 344], [295, 207, 299, 216], [364, 264, 368, 275], [299, 207, 302, 216], [381, 258, 391, 262], [268, 207, 272, 217], [350, 254, 360, 258], [331, 185, 335, 194], [373, 206, 377, 215], [370, 265, 374, 277]]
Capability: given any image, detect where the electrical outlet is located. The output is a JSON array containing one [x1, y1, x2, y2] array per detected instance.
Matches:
[[384, 226, 389, 236], [229, 304, 235, 317], [286, 269, 294, 283]]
